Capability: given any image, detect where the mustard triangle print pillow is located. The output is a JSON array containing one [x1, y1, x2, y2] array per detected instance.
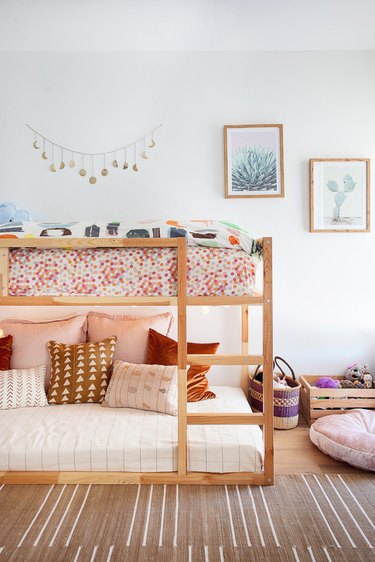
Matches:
[[47, 336, 117, 404]]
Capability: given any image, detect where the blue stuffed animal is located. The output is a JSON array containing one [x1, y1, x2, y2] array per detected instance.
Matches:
[[0, 202, 32, 225]]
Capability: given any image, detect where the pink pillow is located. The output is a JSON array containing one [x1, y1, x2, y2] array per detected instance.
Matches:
[[0, 315, 87, 388], [87, 312, 173, 364], [310, 410, 375, 472]]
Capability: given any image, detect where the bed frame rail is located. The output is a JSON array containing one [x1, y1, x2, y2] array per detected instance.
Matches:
[[0, 236, 274, 485]]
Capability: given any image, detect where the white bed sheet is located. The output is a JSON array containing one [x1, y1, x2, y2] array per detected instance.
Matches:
[[0, 386, 264, 473]]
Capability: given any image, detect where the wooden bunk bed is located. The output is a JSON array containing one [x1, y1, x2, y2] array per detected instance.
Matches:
[[0, 236, 273, 485]]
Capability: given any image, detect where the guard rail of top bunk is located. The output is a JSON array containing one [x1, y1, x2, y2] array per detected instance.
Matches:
[[0, 236, 274, 486]]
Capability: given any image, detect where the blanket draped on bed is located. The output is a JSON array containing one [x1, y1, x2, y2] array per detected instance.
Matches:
[[0, 219, 262, 261]]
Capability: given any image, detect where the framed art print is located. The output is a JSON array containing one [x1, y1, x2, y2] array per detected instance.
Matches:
[[224, 124, 284, 198], [310, 158, 370, 232]]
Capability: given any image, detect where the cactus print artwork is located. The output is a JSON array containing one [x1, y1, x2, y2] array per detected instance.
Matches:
[[310, 159, 369, 232]]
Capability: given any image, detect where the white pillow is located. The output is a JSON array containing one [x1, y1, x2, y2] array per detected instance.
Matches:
[[0, 366, 48, 409], [102, 360, 178, 416]]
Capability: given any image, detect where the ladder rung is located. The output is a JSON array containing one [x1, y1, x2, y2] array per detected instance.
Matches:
[[187, 413, 265, 425], [187, 354, 263, 366]]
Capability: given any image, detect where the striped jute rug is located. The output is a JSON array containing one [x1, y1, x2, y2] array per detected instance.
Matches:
[[0, 475, 374, 561]]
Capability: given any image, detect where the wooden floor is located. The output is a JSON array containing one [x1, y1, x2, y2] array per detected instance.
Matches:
[[274, 417, 363, 475]]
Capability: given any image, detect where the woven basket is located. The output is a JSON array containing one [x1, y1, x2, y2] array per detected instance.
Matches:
[[249, 357, 301, 430]]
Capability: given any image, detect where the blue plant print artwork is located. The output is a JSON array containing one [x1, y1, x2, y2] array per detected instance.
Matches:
[[232, 146, 277, 192]]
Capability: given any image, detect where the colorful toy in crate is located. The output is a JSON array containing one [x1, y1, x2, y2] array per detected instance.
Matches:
[[341, 363, 374, 389], [315, 363, 375, 390], [315, 377, 340, 389]]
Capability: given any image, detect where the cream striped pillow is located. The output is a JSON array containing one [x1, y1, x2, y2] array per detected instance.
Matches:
[[0, 366, 48, 409], [102, 360, 178, 416]]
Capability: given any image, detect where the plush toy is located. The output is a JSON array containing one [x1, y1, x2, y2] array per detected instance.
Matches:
[[0, 202, 32, 225], [339, 379, 358, 389], [315, 377, 340, 389], [345, 363, 369, 383], [273, 374, 288, 388], [339, 362, 374, 389], [363, 374, 373, 389]]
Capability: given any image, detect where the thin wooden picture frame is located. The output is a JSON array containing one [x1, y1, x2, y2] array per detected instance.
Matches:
[[224, 124, 284, 198], [310, 158, 370, 233]]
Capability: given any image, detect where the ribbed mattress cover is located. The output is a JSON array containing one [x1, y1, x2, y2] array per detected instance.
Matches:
[[0, 386, 264, 473]]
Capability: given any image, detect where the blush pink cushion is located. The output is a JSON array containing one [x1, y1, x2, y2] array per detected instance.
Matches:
[[87, 312, 173, 365], [0, 315, 87, 388], [310, 409, 375, 472]]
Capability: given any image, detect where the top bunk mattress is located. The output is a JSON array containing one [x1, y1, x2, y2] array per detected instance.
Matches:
[[8, 247, 257, 297], [2, 220, 262, 297]]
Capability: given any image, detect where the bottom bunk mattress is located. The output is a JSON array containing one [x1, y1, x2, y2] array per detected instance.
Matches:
[[0, 386, 264, 473]]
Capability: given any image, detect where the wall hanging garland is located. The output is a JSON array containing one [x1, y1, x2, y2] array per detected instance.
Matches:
[[26, 123, 162, 184]]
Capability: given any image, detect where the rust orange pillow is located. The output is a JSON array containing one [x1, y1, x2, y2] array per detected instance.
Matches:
[[146, 329, 219, 402], [0, 335, 13, 370]]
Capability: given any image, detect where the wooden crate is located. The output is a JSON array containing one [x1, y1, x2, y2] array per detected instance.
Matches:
[[300, 375, 375, 426]]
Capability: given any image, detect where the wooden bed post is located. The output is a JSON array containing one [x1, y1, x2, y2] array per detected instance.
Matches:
[[262, 238, 274, 484], [177, 237, 188, 475], [0, 248, 9, 296], [241, 304, 249, 398]]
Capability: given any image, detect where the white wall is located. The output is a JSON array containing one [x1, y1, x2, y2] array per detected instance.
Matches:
[[0, 51, 374, 382], [2, 0, 375, 51]]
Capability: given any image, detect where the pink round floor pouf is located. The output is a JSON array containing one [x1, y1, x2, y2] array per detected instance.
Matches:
[[310, 409, 375, 471]]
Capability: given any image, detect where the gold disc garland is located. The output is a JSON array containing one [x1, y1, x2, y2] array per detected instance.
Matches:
[[123, 147, 129, 170], [89, 155, 97, 185], [141, 138, 148, 160], [41, 137, 48, 160], [132, 143, 139, 172], [79, 154, 87, 177], [27, 123, 162, 184], [149, 131, 156, 148], [59, 148, 65, 169], [33, 132, 39, 150], [101, 154, 109, 176], [49, 144, 56, 172]]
